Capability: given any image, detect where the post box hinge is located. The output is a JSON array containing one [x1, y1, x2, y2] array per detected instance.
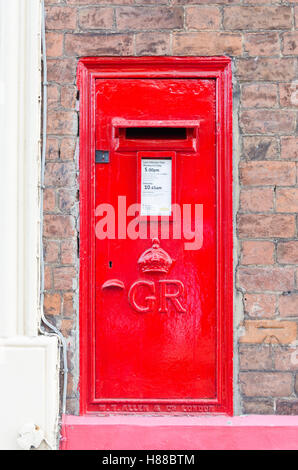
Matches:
[[95, 150, 109, 163]]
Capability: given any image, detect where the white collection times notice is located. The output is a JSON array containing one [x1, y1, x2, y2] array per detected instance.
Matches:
[[141, 159, 172, 216]]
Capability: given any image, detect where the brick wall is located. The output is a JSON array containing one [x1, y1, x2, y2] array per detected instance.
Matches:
[[44, 0, 298, 415]]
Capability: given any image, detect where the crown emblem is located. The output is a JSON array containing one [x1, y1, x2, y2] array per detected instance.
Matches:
[[138, 238, 173, 274]]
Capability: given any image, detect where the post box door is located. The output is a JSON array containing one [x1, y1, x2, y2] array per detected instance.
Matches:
[[80, 59, 233, 415]]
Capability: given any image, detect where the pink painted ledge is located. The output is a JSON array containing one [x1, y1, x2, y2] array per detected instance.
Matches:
[[60, 414, 298, 450]]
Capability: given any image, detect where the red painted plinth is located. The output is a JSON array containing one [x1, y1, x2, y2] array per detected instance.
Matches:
[[60, 415, 298, 450]]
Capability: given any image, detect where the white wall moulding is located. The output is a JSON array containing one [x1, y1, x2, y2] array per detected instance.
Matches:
[[0, 0, 41, 337]]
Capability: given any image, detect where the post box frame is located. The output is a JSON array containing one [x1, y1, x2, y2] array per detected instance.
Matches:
[[77, 57, 233, 416]]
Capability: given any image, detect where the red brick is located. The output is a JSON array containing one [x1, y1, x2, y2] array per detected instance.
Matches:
[[65, 398, 77, 415], [242, 136, 278, 161], [61, 240, 76, 265], [44, 293, 61, 316], [61, 319, 73, 336], [241, 83, 278, 108], [116, 7, 183, 30], [185, 6, 221, 31], [173, 32, 242, 56], [44, 215, 75, 238], [44, 266, 53, 291], [67, 349, 75, 371], [242, 399, 274, 414], [46, 32, 64, 57], [279, 82, 298, 108], [236, 58, 296, 81], [276, 188, 298, 213], [279, 293, 298, 317], [47, 58, 77, 84], [244, 32, 280, 57], [66, 0, 133, 3], [44, 241, 59, 264], [240, 162, 296, 186], [172, 0, 239, 3], [53, 266, 76, 290], [274, 346, 298, 371], [277, 242, 298, 265], [45, 162, 76, 188], [240, 109, 296, 134], [65, 33, 133, 56], [224, 6, 292, 30], [244, 293, 277, 318], [281, 137, 298, 160], [135, 0, 168, 3], [60, 138, 76, 161], [61, 86, 77, 109], [58, 189, 77, 213], [47, 85, 60, 110], [241, 241, 274, 265], [237, 267, 295, 291], [43, 188, 56, 212], [276, 400, 298, 415], [239, 344, 273, 370], [240, 372, 293, 397], [45, 6, 77, 30], [135, 33, 170, 56], [79, 7, 114, 30], [46, 138, 59, 161], [67, 372, 74, 397], [240, 188, 273, 213], [63, 292, 74, 316], [283, 32, 298, 55], [238, 214, 295, 239], [240, 320, 297, 345], [244, 0, 282, 3], [47, 110, 77, 136], [66, 349, 74, 371]]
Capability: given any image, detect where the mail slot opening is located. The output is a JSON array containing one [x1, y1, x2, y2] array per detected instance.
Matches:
[[125, 127, 188, 140], [113, 122, 199, 152]]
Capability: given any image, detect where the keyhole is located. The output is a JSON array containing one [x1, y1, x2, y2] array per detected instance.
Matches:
[[109, 261, 113, 268]]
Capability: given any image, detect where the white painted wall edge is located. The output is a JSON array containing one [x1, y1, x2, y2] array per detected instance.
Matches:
[[0, 0, 41, 337], [0, 0, 59, 449]]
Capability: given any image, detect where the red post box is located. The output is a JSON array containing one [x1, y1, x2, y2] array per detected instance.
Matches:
[[78, 58, 233, 415]]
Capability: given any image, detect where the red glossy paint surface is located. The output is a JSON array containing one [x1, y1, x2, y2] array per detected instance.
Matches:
[[95, 78, 216, 401], [78, 58, 233, 415]]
